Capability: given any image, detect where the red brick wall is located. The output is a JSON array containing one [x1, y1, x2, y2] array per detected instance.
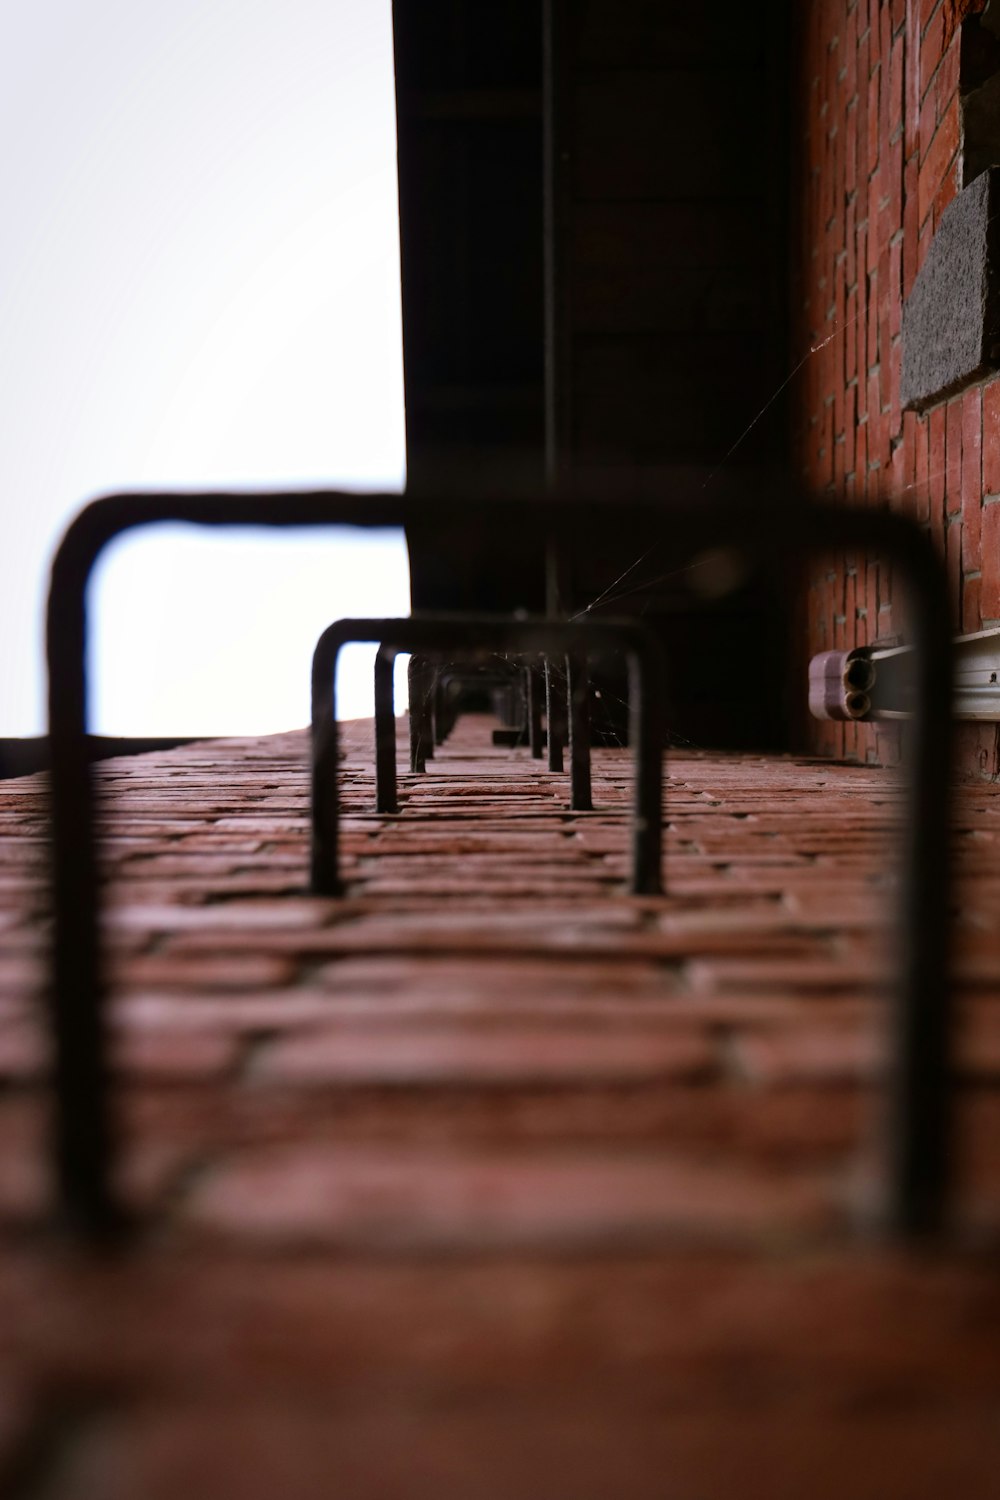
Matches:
[[794, 0, 1000, 775]]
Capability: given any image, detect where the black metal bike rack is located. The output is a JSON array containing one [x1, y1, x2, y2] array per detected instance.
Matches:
[[398, 652, 578, 787], [409, 657, 543, 758], [313, 615, 663, 897], [44, 489, 952, 1241], [376, 653, 540, 805]]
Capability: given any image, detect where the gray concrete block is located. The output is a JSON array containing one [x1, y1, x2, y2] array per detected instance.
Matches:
[[901, 166, 1000, 412]]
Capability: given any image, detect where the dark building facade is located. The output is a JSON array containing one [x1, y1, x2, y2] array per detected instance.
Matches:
[[393, 1, 796, 752], [393, 0, 1000, 777]]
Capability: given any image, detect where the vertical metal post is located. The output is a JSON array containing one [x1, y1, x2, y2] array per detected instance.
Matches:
[[47, 556, 119, 1236], [885, 585, 953, 1237], [628, 644, 664, 896], [436, 674, 459, 744], [407, 657, 422, 772], [499, 678, 523, 733], [566, 651, 592, 810], [545, 656, 566, 771], [374, 645, 398, 814], [408, 655, 432, 772], [542, 0, 572, 490], [527, 661, 544, 758], [434, 672, 449, 745], [424, 659, 437, 759], [310, 636, 342, 896]]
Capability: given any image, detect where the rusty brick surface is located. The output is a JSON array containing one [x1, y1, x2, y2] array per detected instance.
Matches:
[[1, 720, 1000, 1495]]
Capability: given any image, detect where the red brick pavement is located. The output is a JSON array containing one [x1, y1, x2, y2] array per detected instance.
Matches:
[[1, 716, 1000, 1495]]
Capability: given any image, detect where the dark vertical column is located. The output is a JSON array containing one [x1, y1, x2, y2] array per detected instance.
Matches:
[[887, 565, 954, 1237], [393, 0, 546, 612], [526, 661, 544, 757], [628, 643, 664, 896], [434, 672, 450, 745], [545, 656, 566, 771], [566, 651, 592, 810], [496, 671, 531, 738], [408, 655, 431, 772], [425, 660, 437, 759], [374, 645, 399, 814], [311, 634, 343, 896], [543, 0, 572, 489], [47, 554, 118, 1235], [544, 531, 572, 770]]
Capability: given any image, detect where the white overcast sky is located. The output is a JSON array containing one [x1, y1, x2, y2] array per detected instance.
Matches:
[[0, 0, 409, 737]]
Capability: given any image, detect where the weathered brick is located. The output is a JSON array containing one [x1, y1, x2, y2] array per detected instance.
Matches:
[[254, 1027, 717, 1088], [183, 1143, 834, 1249], [947, 517, 964, 624], [3, 678, 1000, 1500], [962, 569, 983, 632], [983, 378, 1000, 495], [980, 500, 1000, 617], [962, 385, 984, 568], [735, 1027, 879, 1086], [919, 7, 946, 100], [945, 391, 964, 513], [917, 104, 959, 227]]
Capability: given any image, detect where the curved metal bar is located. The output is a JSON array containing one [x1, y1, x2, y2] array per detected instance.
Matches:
[[435, 661, 530, 746], [796, 510, 953, 1240], [373, 644, 399, 814], [45, 490, 952, 1241], [45, 492, 405, 1237], [311, 613, 664, 898]]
